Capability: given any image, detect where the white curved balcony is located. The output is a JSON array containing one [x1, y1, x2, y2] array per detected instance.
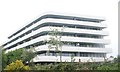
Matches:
[[4, 26, 109, 48], [40, 18, 107, 28], [33, 56, 105, 62], [34, 45, 112, 53], [49, 26, 109, 36]]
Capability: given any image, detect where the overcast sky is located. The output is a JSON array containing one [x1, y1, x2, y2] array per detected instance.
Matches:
[[0, 0, 118, 57]]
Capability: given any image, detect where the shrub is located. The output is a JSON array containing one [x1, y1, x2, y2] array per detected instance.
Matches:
[[4, 60, 30, 70], [2, 48, 36, 69]]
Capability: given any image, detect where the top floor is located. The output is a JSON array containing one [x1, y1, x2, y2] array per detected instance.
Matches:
[[7, 13, 105, 39]]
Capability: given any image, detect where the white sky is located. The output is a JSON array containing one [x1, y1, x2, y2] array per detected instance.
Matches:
[[0, 0, 118, 57]]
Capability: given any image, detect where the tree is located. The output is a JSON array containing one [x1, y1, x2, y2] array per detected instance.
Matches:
[[2, 48, 23, 69], [4, 60, 30, 70], [71, 54, 75, 62], [0, 46, 2, 71], [2, 50, 7, 70], [2, 48, 36, 69], [21, 48, 36, 65], [46, 28, 64, 62]]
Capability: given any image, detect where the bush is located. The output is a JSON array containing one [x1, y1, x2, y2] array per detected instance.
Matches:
[[4, 60, 30, 70], [2, 48, 36, 69], [2, 48, 24, 69]]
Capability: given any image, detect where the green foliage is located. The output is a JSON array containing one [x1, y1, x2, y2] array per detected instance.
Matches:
[[97, 65, 110, 70], [4, 60, 30, 70], [2, 49, 23, 69], [70, 54, 75, 62], [7, 48, 23, 62], [97, 62, 118, 70], [47, 29, 63, 51], [53, 63, 76, 71], [0, 46, 2, 71], [2, 50, 7, 70], [21, 48, 36, 65], [28, 56, 120, 70], [46, 29, 64, 62], [2, 48, 36, 69], [30, 63, 54, 70]]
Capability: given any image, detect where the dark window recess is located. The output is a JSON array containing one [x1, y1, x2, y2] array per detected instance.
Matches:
[[24, 41, 46, 49], [37, 51, 106, 57]]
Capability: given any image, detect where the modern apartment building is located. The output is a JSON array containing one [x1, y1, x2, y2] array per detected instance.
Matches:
[[2, 13, 112, 62]]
